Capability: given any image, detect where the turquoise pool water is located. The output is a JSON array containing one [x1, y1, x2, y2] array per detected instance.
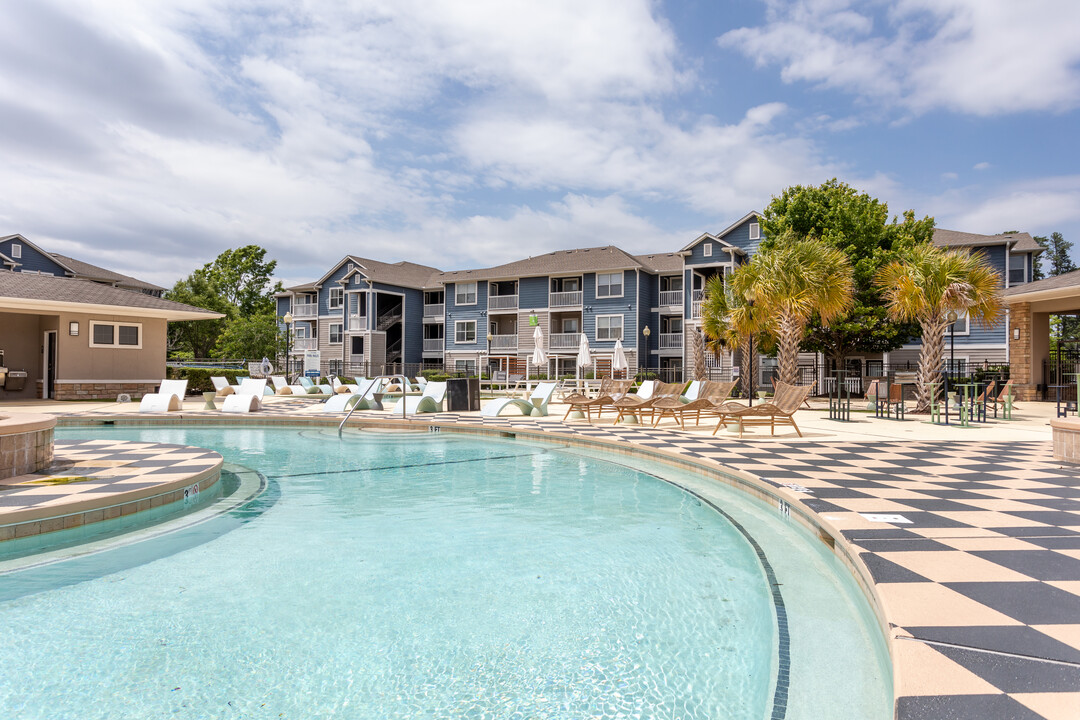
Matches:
[[0, 427, 891, 719]]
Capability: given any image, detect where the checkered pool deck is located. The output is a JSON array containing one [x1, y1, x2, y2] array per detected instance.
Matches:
[[6, 396, 1080, 718]]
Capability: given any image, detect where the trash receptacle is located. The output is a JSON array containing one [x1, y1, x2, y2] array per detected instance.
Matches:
[[446, 377, 480, 412], [4, 371, 28, 392]]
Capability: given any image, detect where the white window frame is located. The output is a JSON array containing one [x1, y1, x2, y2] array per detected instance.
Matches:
[[596, 272, 623, 299], [947, 310, 970, 336], [10, 243, 21, 259], [595, 314, 623, 341], [455, 320, 476, 344], [353, 274, 362, 285], [703, 242, 712, 257], [294, 324, 310, 339], [455, 282, 477, 306], [328, 323, 343, 344], [749, 222, 760, 240], [89, 321, 142, 349], [328, 287, 344, 309]]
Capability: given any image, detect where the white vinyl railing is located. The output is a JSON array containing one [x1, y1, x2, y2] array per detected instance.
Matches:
[[292, 304, 317, 318], [292, 337, 317, 351], [488, 295, 518, 311], [549, 291, 583, 308], [659, 333, 683, 349], [549, 332, 581, 349], [691, 290, 705, 318], [424, 303, 444, 317], [659, 290, 683, 307], [423, 338, 444, 352], [489, 334, 518, 350], [348, 314, 366, 330]]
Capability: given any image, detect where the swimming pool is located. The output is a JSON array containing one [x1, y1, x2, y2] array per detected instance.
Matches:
[[0, 426, 891, 719]]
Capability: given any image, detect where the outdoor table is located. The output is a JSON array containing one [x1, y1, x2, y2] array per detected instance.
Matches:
[[1050, 383, 1075, 418], [202, 391, 217, 410], [828, 371, 852, 422], [923, 380, 943, 424], [954, 383, 983, 427]]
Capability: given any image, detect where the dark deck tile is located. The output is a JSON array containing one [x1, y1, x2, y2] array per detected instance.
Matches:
[[906, 625, 1080, 664], [895, 693, 1045, 720], [930, 643, 1080, 694], [944, 581, 1080, 625]]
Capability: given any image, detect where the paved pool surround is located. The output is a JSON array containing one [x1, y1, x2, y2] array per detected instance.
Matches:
[[0, 413, 54, 480]]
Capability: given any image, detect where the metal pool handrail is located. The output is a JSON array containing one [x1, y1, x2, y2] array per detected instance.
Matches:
[[339, 374, 411, 436]]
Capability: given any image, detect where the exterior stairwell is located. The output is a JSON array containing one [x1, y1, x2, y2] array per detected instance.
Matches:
[[377, 308, 402, 331]]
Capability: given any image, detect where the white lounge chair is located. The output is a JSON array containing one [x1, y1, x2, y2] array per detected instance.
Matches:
[[322, 393, 362, 413], [482, 382, 557, 417], [403, 381, 447, 414], [139, 379, 188, 412], [221, 378, 267, 413], [331, 377, 360, 394], [412, 376, 428, 391], [270, 376, 310, 395], [211, 376, 235, 397]]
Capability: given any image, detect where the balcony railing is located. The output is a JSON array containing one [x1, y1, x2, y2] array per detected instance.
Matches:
[[659, 290, 683, 307], [549, 332, 581, 350], [291, 304, 317, 319], [424, 303, 444, 317], [659, 333, 683, 349], [488, 294, 519, 311], [291, 337, 317, 352], [423, 338, 444, 352], [348, 314, 366, 331], [489, 334, 518, 351], [549, 291, 583, 308], [691, 289, 705, 319]]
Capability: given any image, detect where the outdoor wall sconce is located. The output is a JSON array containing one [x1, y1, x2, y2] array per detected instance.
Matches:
[[1013, 328, 1020, 340], [68, 321, 79, 336]]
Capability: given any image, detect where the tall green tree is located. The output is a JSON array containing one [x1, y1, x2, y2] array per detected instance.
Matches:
[[165, 273, 229, 358], [194, 245, 283, 316], [742, 233, 855, 385], [876, 244, 1004, 413], [700, 273, 776, 398], [760, 179, 934, 367], [215, 314, 284, 360], [1034, 232, 1076, 278]]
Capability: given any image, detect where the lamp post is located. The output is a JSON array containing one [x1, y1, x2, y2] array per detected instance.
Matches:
[[486, 332, 494, 379], [642, 325, 651, 381], [283, 311, 293, 379], [946, 310, 957, 399]]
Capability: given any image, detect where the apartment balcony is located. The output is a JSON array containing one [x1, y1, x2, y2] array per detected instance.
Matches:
[[348, 314, 366, 331], [423, 338, 444, 353], [659, 290, 683, 307], [291, 337, 317, 352], [691, 290, 705, 319], [291, 304, 317, 319], [549, 332, 581, 350], [489, 334, 518, 351], [659, 333, 683, 350], [488, 294, 518, 311], [424, 303, 444, 318], [549, 291, 583, 308]]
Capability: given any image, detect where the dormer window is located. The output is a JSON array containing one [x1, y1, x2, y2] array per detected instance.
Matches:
[[703, 243, 712, 257], [749, 223, 760, 240], [10, 243, 21, 259]]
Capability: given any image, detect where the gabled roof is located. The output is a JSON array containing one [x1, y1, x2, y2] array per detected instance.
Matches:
[[313, 255, 443, 290], [679, 211, 762, 254], [0, 270, 222, 321], [50, 253, 165, 292], [0, 233, 77, 275], [435, 245, 654, 284], [633, 252, 684, 273], [933, 229, 1042, 253]]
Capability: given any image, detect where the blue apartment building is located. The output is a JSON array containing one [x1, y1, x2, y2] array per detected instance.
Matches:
[[275, 219, 1040, 382]]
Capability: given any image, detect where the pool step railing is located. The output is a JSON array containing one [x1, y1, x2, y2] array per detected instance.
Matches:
[[339, 374, 411, 435]]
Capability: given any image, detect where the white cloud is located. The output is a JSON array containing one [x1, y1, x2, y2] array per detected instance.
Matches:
[[941, 172, 959, 181], [937, 176, 1080, 236], [973, 162, 991, 171], [720, 0, 1080, 116]]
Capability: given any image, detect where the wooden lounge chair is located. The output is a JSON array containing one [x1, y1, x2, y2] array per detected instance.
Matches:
[[651, 380, 738, 429], [562, 379, 634, 422], [713, 381, 813, 438], [611, 381, 683, 425]]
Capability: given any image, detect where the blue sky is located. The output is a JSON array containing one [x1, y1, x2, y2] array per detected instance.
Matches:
[[0, 0, 1077, 289]]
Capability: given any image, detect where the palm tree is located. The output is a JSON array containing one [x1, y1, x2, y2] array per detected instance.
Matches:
[[700, 272, 775, 399], [876, 244, 1003, 413], [749, 234, 855, 386]]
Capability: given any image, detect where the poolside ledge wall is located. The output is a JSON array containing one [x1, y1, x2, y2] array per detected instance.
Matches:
[[0, 413, 55, 479], [1050, 417, 1080, 464]]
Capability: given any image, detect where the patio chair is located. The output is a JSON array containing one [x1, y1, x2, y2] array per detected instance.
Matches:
[[295, 377, 329, 395], [483, 382, 557, 417], [221, 378, 268, 413], [562, 379, 633, 422], [713, 380, 813, 438], [139, 379, 188, 412], [270, 376, 311, 395], [331, 377, 360, 394], [651, 380, 738, 429], [403, 381, 447, 414], [322, 392, 363, 413], [611, 381, 682, 425], [990, 379, 1016, 410], [211, 376, 235, 397]]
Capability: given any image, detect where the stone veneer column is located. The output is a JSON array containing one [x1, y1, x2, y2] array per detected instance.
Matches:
[[1009, 302, 1037, 401]]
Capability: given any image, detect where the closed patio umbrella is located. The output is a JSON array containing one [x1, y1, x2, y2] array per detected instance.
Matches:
[[528, 324, 547, 390], [576, 332, 591, 380], [612, 340, 628, 378]]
